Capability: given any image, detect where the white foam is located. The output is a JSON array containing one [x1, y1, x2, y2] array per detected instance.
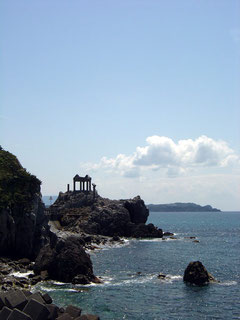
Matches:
[[52, 281, 68, 286], [121, 274, 156, 285], [218, 280, 237, 286], [83, 272, 184, 287], [95, 239, 131, 251], [39, 286, 78, 292], [85, 273, 159, 287], [10, 271, 34, 278], [162, 237, 185, 242], [139, 238, 163, 242], [165, 275, 182, 282]]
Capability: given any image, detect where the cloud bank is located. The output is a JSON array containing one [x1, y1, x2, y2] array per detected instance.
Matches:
[[82, 135, 239, 178]]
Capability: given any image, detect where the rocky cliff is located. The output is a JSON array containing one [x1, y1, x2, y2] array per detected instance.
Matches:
[[48, 191, 163, 238], [0, 149, 49, 259]]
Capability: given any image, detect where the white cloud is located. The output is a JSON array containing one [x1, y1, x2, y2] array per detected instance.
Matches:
[[81, 135, 239, 178]]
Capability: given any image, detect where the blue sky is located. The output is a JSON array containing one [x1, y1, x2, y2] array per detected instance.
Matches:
[[1, 0, 240, 210]]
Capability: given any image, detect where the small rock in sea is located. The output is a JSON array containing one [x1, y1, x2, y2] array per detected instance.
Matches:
[[183, 261, 217, 285], [193, 240, 200, 243], [111, 236, 120, 241], [163, 232, 174, 236], [170, 236, 177, 240], [157, 273, 166, 279]]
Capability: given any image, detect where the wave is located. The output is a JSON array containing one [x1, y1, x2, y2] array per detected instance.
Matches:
[[166, 274, 182, 282], [88, 239, 131, 252], [139, 238, 163, 242], [38, 286, 79, 292], [218, 280, 238, 286], [52, 281, 68, 286], [82, 273, 183, 288], [10, 271, 34, 278]]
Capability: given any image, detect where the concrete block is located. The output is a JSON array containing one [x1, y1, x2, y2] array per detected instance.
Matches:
[[0, 306, 12, 320], [42, 292, 52, 304], [0, 293, 7, 310], [57, 314, 73, 320], [65, 305, 81, 318], [7, 308, 32, 320], [27, 292, 45, 304], [46, 304, 59, 320], [22, 291, 32, 298], [78, 315, 100, 320], [23, 298, 50, 320], [5, 290, 28, 310]]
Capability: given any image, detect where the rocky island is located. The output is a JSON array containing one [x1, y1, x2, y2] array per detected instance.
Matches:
[[147, 202, 221, 212]]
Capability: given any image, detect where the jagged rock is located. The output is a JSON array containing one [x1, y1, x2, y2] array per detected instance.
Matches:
[[183, 261, 216, 285], [123, 196, 149, 224], [34, 236, 97, 284], [131, 223, 163, 238]]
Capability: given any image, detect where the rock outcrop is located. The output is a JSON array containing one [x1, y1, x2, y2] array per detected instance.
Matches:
[[34, 236, 99, 284], [48, 192, 163, 238], [123, 196, 149, 224], [0, 149, 49, 259], [183, 261, 216, 285]]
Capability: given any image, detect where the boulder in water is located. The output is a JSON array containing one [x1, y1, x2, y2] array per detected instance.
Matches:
[[183, 261, 216, 285], [34, 236, 98, 284]]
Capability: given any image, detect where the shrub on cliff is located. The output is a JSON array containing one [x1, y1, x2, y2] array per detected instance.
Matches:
[[0, 148, 41, 212]]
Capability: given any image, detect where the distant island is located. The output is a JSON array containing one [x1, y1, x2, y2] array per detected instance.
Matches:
[[147, 202, 221, 212]]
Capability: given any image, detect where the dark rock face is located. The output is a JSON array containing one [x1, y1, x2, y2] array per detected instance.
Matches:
[[131, 223, 163, 238], [49, 192, 161, 238], [82, 202, 132, 237], [0, 149, 50, 259], [34, 236, 97, 284], [123, 196, 149, 224], [183, 261, 216, 285]]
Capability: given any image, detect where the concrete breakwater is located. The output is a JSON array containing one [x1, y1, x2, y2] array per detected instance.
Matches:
[[0, 288, 99, 319]]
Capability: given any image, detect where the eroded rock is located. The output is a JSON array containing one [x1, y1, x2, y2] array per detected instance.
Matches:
[[34, 236, 98, 284]]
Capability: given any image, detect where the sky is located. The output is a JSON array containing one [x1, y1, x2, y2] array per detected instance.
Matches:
[[1, 0, 240, 210]]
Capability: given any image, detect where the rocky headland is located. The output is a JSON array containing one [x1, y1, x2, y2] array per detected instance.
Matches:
[[48, 191, 163, 239]]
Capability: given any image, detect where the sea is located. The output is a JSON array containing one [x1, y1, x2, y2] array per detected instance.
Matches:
[[36, 211, 240, 319]]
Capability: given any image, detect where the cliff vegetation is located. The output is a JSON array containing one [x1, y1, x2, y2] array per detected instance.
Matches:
[[0, 148, 41, 213]]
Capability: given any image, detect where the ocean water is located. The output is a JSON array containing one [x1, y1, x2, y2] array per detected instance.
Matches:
[[37, 212, 240, 319]]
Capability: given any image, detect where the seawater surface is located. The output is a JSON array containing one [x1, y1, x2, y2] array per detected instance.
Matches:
[[37, 212, 240, 319]]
